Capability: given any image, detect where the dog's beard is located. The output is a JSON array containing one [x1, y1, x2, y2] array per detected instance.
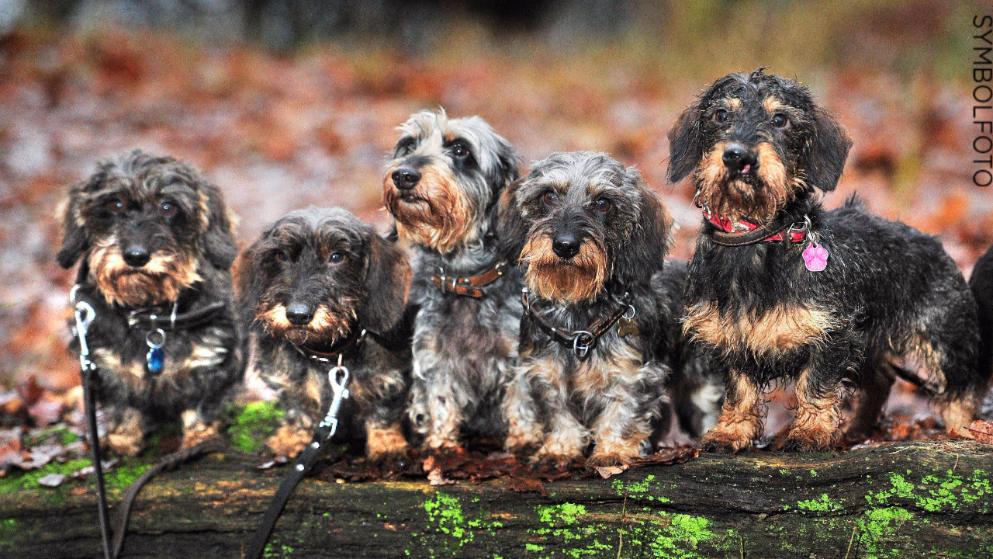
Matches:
[[88, 238, 200, 307], [521, 235, 607, 303], [694, 142, 803, 223], [383, 164, 477, 253], [256, 302, 356, 347]]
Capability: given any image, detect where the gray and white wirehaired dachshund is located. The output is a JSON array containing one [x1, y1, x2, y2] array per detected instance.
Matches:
[[382, 108, 542, 454], [499, 151, 692, 467]]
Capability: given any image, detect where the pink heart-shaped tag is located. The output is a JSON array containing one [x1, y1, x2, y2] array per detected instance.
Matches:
[[802, 243, 829, 272]]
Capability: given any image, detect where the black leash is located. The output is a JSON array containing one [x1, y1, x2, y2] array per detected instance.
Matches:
[[72, 286, 229, 558], [246, 351, 354, 559], [73, 298, 114, 559], [111, 437, 224, 557]]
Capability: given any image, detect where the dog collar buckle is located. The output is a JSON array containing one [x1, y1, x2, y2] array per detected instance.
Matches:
[[572, 331, 595, 360]]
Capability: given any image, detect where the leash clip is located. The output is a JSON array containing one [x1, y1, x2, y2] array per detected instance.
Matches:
[[319, 354, 350, 439], [73, 300, 97, 374]]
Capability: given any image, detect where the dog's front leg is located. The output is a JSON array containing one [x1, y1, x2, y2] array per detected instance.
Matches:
[[528, 357, 588, 467], [104, 406, 146, 456], [180, 408, 220, 449], [417, 363, 466, 453], [700, 369, 765, 453], [501, 368, 544, 454]]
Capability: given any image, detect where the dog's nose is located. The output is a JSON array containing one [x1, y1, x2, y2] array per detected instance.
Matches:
[[285, 303, 314, 326], [123, 246, 150, 267], [722, 143, 757, 173], [552, 232, 581, 259], [391, 167, 421, 190]]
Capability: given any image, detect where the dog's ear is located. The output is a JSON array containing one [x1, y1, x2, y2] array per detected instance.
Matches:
[[199, 183, 239, 270], [494, 178, 528, 261], [359, 234, 412, 334], [233, 240, 261, 331], [488, 138, 520, 193], [614, 169, 671, 286], [56, 178, 98, 269], [804, 108, 852, 192], [667, 105, 704, 183]]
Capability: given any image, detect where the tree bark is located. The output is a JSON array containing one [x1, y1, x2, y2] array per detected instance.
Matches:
[[2, 441, 992, 559]]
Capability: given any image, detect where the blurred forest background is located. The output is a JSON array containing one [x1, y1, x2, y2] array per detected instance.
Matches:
[[0, 0, 990, 416]]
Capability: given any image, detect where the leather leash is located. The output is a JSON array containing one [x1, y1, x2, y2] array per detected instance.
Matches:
[[245, 332, 364, 559], [73, 298, 113, 559], [71, 286, 228, 558]]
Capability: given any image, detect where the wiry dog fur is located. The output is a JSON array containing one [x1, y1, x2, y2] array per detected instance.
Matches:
[[668, 70, 985, 451], [971, 246, 993, 418], [237, 208, 413, 459], [383, 109, 536, 453], [499, 152, 674, 467], [57, 150, 243, 455]]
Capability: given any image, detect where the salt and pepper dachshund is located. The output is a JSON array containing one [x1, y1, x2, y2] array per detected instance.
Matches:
[[667, 69, 987, 452], [382, 108, 543, 454], [57, 150, 244, 455], [497, 151, 675, 467], [237, 208, 413, 460]]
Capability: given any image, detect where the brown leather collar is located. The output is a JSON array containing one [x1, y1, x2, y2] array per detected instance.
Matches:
[[431, 261, 507, 298]]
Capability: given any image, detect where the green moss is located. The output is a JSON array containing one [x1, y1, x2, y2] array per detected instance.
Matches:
[[796, 493, 842, 513], [0, 518, 18, 549], [0, 458, 92, 494], [647, 514, 713, 559], [424, 492, 473, 546], [106, 461, 151, 491], [531, 502, 611, 558], [420, 491, 505, 557], [808, 469, 818, 477], [529, 500, 716, 559], [857, 507, 913, 559], [867, 469, 991, 514], [611, 474, 671, 503], [226, 401, 284, 453], [262, 542, 296, 558], [25, 425, 79, 447]]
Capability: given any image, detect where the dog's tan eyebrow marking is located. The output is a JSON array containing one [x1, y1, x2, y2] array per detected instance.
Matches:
[[725, 97, 742, 110], [763, 96, 784, 113]]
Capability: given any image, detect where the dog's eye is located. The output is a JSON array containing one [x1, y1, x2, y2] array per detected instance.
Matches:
[[713, 109, 730, 123], [158, 200, 178, 219], [591, 198, 611, 213], [541, 191, 559, 206], [273, 250, 291, 263], [450, 141, 471, 159], [395, 137, 416, 156], [772, 113, 789, 128], [328, 251, 346, 264], [106, 197, 126, 214]]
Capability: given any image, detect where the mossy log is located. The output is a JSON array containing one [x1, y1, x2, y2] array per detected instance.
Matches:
[[1, 441, 992, 559]]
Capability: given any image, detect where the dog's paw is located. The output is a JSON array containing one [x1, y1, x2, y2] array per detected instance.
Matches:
[[181, 420, 220, 450], [266, 425, 312, 458], [104, 432, 143, 456], [783, 427, 838, 452], [700, 427, 752, 454], [366, 422, 410, 461]]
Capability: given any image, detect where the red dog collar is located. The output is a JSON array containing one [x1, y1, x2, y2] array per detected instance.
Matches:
[[705, 211, 808, 245]]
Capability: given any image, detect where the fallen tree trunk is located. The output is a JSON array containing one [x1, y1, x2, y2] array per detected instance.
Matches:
[[2, 441, 992, 558]]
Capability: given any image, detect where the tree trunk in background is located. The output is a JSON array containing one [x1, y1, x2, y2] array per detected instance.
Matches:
[[2, 441, 992, 558]]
